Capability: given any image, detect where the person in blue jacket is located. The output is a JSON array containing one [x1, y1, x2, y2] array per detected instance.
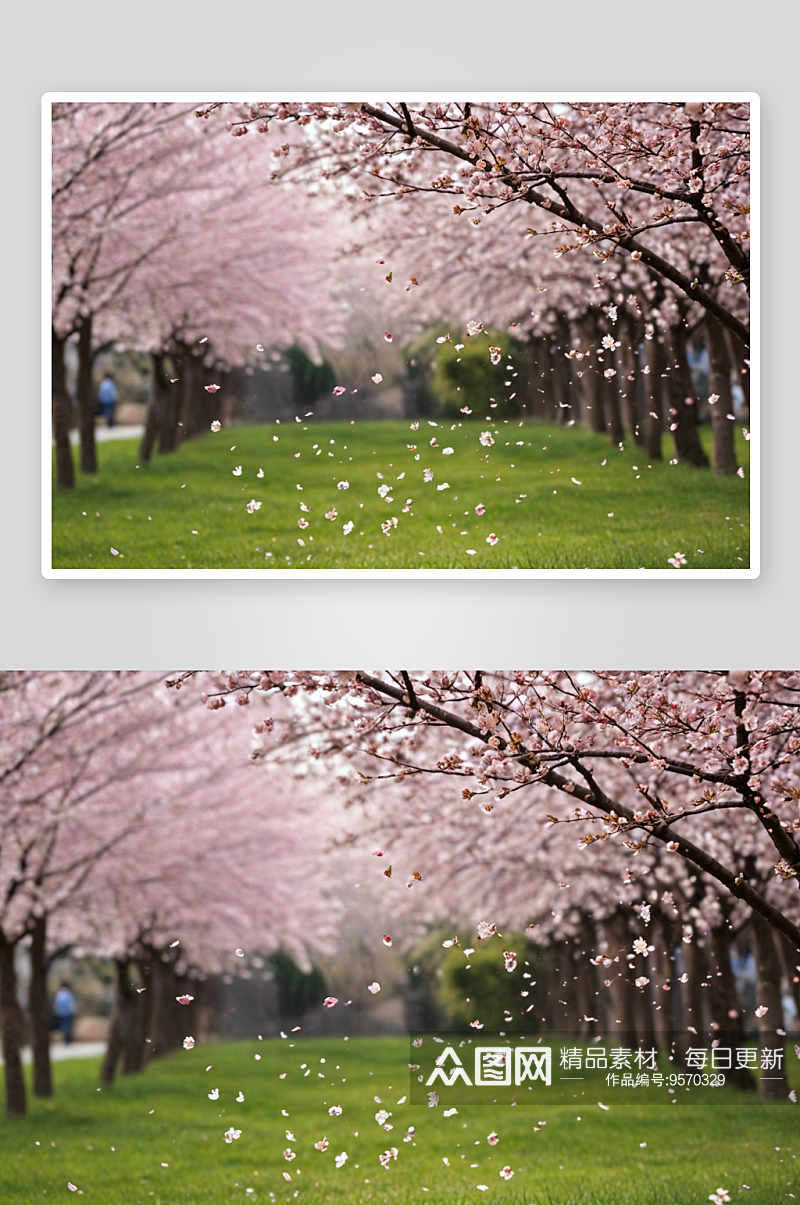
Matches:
[[97, 373, 118, 428], [53, 982, 77, 1044]]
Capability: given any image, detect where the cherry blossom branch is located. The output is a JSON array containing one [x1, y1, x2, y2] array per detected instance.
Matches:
[[354, 672, 800, 950]]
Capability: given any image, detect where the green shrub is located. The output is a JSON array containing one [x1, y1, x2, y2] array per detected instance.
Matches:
[[269, 950, 327, 1020], [438, 938, 550, 1031], [432, 334, 517, 418]]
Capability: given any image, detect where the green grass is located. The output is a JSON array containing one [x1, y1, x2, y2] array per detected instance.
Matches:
[[0, 1037, 796, 1204], [51, 421, 751, 571]]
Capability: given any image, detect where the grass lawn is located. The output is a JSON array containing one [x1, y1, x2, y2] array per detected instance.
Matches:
[[50, 421, 751, 571], [0, 1036, 796, 1205]]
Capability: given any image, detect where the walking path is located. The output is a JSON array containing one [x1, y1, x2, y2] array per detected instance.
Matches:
[[68, 426, 144, 445], [0, 1041, 106, 1065]]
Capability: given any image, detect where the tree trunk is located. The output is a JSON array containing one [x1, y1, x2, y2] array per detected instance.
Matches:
[[52, 327, 74, 492], [707, 922, 754, 1091], [599, 347, 624, 446], [101, 959, 138, 1086], [522, 338, 551, 421], [158, 350, 183, 454], [642, 327, 665, 461], [681, 938, 708, 1036], [617, 317, 641, 445], [604, 916, 637, 1036], [140, 353, 170, 464], [76, 314, 97, 474], [705, 316, 738, 476], [751, 913, 789, 1099], [0, 935, 26, 1116], [28, 915, 53, 1098], [555, 315, 577, 425], [651, 914, 677, 1049], [667, 321, 709, 467], [579, 317, 605, 435], [550, 336, 570, 424], [123, 958, 153, 1074]]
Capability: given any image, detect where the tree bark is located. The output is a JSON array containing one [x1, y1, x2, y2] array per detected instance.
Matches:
[[28, 915, 53, 1098], [158, 349, 184, 454], [550, 336, 570, 424], [0, 935, 27, 1116], [651, 913, 677, 1049], [124, 957, 153, 1074], [604, 916, 638, 1036], [101, 959, 138, 1086], [705, 316, 739, 476], [707, 921, 754, 1091], [667, 320, 710, 467], [681, 938, 708, 1037], [579, 317, 605, 435], [617, 316, 642, 445], [751, 913, 789, 1099], [52, 327, 74, 492], [140, 353, 170, 463], [642, 326, 665, 461], [599, 346, 624, 446], [76, 313, 97, 474], [555, 315, 577, 425]]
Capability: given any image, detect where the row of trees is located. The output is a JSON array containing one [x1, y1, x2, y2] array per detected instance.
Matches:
[[51, 101, 750, 488], [0, 673, 334, 1115], [206, 99, 751, 473], [51, 102, 347, 490], [197, 670, 798, 1100]]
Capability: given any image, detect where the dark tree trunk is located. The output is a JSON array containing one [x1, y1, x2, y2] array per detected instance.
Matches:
[[579, 317, 605, 435], [550, 336, 570, 424], [555, 315, 577, 425], [52, 327, 74, 492], [101, 959, 138, 1086], [751, 914, 789, 1099], [140, 353, 171, 463], [681, 939, 708, 1037], [604, 915, 638, 1036], [667, 321, 710, 467], [0, 935, 26, 1117], [617, 316, 642, 445], [29, 915, 53, 1098], [705, 316, 739, 476], [522, 338, 551, 421], [707, 922, 754, 1091], [179, 354, 199, 441], [158, 349, 184, 454], [76, 314, 97, 474], [642, 327, 665, 461], [123, 957, 153, 1074], [602, 370, 624, 446], [651, 914, 677, 1049]]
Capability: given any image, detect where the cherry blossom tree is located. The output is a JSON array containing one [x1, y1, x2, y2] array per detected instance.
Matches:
[[51, 102, 347, 487], [195, 670, 798, 1099], [0, 671, 178, 1113], [206, 101, 750, 345], [201, 100, 750, 475], [0, 672, 335, 1115]]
